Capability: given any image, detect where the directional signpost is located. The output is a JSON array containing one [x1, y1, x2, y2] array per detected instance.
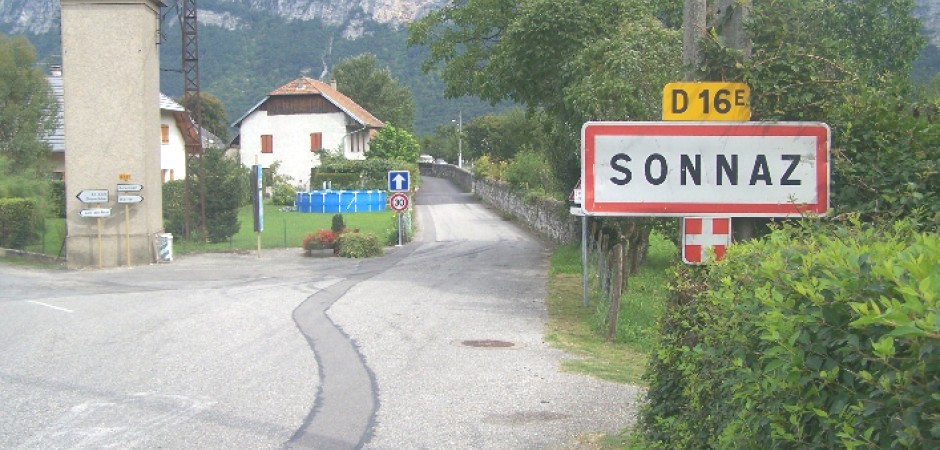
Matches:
[[79, 208, 112, 218], [117, 195, 143, 204], [116, 183, 143, 192], [388, 170, 410, 193], [76, 189, 109, 204]]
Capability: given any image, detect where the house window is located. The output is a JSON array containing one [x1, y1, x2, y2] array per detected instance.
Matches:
[[161, 124, 170, 144], [310, 132, 323, 152], [261, 134, 273, 153]]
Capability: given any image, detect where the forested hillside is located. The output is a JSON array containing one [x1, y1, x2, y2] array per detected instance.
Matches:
[[1, 0, 938, 136], [1, 1, 498, 137]]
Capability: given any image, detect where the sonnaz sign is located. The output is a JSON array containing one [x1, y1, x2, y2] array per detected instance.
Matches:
[[581, 121, 830, 217]]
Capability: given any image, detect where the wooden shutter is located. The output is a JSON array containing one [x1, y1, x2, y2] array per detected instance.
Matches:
[[261, 134, 273, 153], [310, 132, 323, 152], [161, 124, 170, 144]]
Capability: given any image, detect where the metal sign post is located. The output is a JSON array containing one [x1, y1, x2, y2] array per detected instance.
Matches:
[[389, 193, 409, 247]]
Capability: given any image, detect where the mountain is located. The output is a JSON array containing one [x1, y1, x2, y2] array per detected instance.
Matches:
[[0, 0, 490, 136], [2, 0, 940, 134]]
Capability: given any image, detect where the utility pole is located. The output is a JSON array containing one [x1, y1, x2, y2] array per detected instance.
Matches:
[[682, 0, 706, 81], [713, 0, 756, 240], [683, 1, 756, 241]]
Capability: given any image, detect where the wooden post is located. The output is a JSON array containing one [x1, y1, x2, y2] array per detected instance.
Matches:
[[125, 204, 131, 266], [606, 243, 624, 342]]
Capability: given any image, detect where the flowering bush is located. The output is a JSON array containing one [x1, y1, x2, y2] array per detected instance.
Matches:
[[302, 229, 337, 253]]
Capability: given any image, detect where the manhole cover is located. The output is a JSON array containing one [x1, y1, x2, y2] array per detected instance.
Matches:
[[461, 339, 515, 348]]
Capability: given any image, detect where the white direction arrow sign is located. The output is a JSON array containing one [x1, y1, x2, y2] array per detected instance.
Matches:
[[117, 183, 143, 192], [117, 195, 143, 204], [76, 189, 109, 203], [80, 208, 112, 218], [388, 170, 410, 192]]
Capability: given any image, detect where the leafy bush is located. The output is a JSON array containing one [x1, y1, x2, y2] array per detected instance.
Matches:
[[367, 124, 420, 162], [48, 180, 65, 218], [829, 87, 939, 231], [337, 232, 383, 258], [386, 211, 412, 245], [503, 148, 553, 193], [313, 159, 419, 190], [641, 219, 939, 449], [472, 154, 506, 181], [0, 198, 40, 249], [161, 180, 186, 236], [163, 151, 248, 242], [271, 183, 296, 206], [310, 172, 361, 190], [331, 213, 345, 233]]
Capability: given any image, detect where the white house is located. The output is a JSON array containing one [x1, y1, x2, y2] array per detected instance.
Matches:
[[45, 66, 203, 183], [231, 76, 385, 188], [159, 94, 190, 182]]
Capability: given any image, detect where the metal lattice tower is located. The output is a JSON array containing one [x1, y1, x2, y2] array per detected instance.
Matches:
[[180, 0, 207, 240]]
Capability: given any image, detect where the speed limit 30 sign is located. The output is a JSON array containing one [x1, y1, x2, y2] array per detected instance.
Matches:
[[389, 193, 410, 212]]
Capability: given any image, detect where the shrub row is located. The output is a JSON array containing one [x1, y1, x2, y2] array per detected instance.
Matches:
[[0, 198, 41, 249], [641, 219, 939, 449]]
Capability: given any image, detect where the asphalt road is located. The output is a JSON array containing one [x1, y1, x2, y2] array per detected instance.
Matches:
[[0, 175, 642, 449]]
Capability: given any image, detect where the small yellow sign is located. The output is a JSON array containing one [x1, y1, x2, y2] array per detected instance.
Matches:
[[119, 173, 132, 182], [663, 82, 750, 121]]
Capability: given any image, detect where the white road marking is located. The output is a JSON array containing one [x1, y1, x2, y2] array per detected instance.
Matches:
[[26, 301, 73, 313]]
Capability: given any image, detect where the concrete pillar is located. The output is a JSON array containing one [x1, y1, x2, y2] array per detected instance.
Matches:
[[61, 0, 167, 269]]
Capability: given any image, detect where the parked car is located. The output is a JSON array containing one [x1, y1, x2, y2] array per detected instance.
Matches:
[[419, 154, 434, 164], [435, 158, 448, 165]]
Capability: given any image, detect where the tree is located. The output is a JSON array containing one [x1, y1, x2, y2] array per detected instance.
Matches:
[[701, 0, 924, 120], [0, 34, 57, 174], [330, 54, 416, 130], [189, 149, 248, 242], [463, 108, 546, 162], [178, 91, 230, 143], [368, 125, 420, 162]]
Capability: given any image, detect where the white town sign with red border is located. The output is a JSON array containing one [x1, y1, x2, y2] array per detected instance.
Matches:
[[581, 122, 830, 217], [682, 217, 732, 265]]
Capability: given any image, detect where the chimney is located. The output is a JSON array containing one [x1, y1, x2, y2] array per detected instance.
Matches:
[[330, 79, 337, 90]]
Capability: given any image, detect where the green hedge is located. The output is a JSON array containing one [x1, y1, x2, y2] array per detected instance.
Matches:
[[0, 198, 41, 249], [337, 232, 383, 258], [310, 172, 362, 190], [311, 159, 419, 191], [641, 219, 939, 449]]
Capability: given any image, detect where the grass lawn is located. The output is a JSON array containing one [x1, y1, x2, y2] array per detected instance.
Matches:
[[23, 217, 67, 257], [174, 203, 399, 254], [22, 204, 401, 256], [545, 231, 677, 386]]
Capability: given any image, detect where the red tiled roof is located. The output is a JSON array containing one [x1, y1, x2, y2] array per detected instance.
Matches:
[[269, 76, 384, 128]]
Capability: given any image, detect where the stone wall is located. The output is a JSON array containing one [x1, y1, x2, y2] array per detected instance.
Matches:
[[422, 164, 579, 243]]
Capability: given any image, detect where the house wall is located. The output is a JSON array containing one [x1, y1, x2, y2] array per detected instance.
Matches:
[[160, 111, 187, 182], [240, 109, 363, 189], [61, 0, 165, 269]]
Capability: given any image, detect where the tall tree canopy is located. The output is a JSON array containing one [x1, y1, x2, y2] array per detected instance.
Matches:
[[368, 124, 420, 162], [702, 0, 924, 120], [179, 91, 230, 143], [410, 0, 682, 189], [330, 53, 416, 131], [0, 34, 56, 174]]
